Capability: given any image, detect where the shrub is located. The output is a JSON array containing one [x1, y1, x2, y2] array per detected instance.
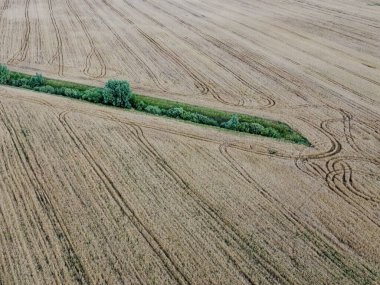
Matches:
[[182, 111, 198, 122], [35, 85, 55, 94], [0, 64, 10, 84], [11, 78, 29, 87], [82, 88, 103, 103], [135, 101, 147, 111], [261, 127, 281, 138], [237, 122, 251, 133], [54, 87, 66, 96], [29, 73, 45, 88], [144, 105, 162, 115], [63, 88, 81, 99], [221, 114, 240, 130], [103, 80, 133, 108], [194, 113, 218, 126], [249, 123, 265, 135], [166, 107, 184, 118]]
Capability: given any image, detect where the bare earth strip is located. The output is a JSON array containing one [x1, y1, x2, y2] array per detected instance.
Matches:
[[0, 0, 380, 284]]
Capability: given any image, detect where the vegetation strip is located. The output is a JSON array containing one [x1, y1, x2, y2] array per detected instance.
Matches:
[[0, 64, 310, 145]]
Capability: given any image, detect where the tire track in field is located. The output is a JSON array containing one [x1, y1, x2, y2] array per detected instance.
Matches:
[[218, 140, 378, 284], [0, 135, 69, 284], [117, 0, 274, 108], [0, 102, 91, 285], [309, 70, 379, 107], [28, 103, 147, 283], [0, 0, 10, 22], [162, 1, 308, 102], [242, 0, 380, 49], [115, 0, 244, 107], [0, 98, 147, 284], [58, 110, 191, 285], [48, 0, 64, 76], [185, 0, 380, 94], [326, 158, 380, 204], [339, 109, 361, 152], [324, 157, 380, 227], [34, 0, 42, 64], [7, 0, 31, 64], [99, 0, 166, 92], [290, 0, 380, 29], [166, 0, 310, 103], [95, 110, 300, 285], [98, 113, 261, 284], [143, 0, 293, 105], [0, 90, 303, 161], [85, 107, 295, 283], [83, 0, 166, 92], [65, 0, 106, 78], [4, 92, 377, 283], [198, 0, 380, 91], [292, 114, 380, 228]]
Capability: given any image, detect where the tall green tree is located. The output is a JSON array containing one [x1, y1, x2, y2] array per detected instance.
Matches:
[[102, 80, 134, 108]]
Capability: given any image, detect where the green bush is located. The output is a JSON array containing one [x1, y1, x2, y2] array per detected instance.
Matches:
[[63, 88, 81, 99], [221, 114, 240, 130], [261, 127, 281, 138], [166, 107, 184, 118], [193, 113, 218, 126], [35, 85, 55, 94], [11, 78, 29, 87], [82, 88, 103, 103], [0, 64, 10, 84], [237, 122, 251, 133], [135, 101, 147, 111], [103, 80, 133, 108], [29, 73, 45, 88], [249, 123, 265, 135], [182, 111, 199, 123], [144, 105, 162, 115]]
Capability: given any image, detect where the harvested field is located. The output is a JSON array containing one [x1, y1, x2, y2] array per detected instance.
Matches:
[[0, 0, 380, 284]]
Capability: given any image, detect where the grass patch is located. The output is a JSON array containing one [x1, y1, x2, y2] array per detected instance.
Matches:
[[0, 64, 310, 145]]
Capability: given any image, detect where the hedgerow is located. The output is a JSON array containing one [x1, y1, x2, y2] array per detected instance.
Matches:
[[0, 64, 311, 145]]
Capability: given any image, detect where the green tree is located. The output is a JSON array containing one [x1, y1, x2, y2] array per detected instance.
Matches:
[[102, 80, 134, 108]]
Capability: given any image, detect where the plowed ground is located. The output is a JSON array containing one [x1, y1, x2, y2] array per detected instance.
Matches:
[[0, 0, 380, 284]]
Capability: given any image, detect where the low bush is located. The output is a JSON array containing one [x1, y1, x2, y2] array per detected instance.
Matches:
[[29, 73, 45, 88], [35, 85, 55, 94], [0, 65, 10, 84], [261, 127, 281, 138], [221, 114, 240, 130], [63, 87, 81, 99], [135, 100, 147, 111], [82, 88, 103, 103], [144, 105, 162, 115], [11, 78, 29, 87], [249, 123, 265, 135], [193, 113, 218, 126], [166, 107, 184, 118]]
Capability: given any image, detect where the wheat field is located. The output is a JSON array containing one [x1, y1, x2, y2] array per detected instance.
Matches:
[[0, 0, 379, 284]]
